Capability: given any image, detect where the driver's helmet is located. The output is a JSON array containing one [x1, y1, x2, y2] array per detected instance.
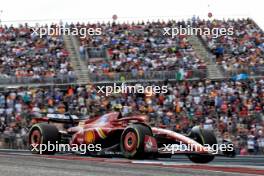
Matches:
[[113, 104, 122, 112]]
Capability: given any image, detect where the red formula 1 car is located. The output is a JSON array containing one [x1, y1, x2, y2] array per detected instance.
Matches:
[[28, 112, 235, 163]]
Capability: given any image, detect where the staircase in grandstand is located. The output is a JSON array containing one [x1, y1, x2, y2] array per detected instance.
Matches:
[[63, 35, 90, 84], [189, 35, 224, 79]]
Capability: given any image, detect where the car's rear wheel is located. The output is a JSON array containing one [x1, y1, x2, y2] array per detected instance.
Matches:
[[187, 126, 217, 163], [29, 123, 60, 155], [120, 124, 152, 159]]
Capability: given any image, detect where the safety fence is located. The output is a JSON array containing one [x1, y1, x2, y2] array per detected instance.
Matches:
[[89, 69, 207, 82], [0, 74, 77, 85]]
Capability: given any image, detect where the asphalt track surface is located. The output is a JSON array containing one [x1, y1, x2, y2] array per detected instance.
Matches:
[[0, 151, 263, 176]]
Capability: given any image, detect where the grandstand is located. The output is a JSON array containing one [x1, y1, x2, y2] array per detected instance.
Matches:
[[199, 18, 264, 78], [0, 24, 77, 85], [0, 18, 263, 155]]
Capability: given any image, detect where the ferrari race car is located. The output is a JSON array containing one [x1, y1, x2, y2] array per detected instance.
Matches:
[[28, 112, 235, 163]]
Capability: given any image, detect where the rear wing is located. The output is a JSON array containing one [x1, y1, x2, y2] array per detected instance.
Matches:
[[47, 113, 79, 120], [32, 113, 84, 124]]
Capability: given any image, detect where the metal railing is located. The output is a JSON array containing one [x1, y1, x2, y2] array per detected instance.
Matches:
[[220, 66, 264, 78], [89, 69, 207, 82], [0, 74, 77, 85]]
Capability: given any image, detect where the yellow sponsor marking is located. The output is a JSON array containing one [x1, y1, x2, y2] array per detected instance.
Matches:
[[97, 128, 107, 139]]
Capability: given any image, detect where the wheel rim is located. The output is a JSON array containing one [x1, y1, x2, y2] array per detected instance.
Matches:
[[124, 131, 137, 152], [30, 130, 41, 145]]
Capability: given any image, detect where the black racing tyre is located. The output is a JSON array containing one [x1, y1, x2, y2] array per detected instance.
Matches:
[[120, 124, 152, 159], [187, 126, 217, 163], [29, 123, 60, 155]]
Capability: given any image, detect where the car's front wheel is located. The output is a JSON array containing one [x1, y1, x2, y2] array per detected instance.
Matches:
[[187, 126, 217, 163]]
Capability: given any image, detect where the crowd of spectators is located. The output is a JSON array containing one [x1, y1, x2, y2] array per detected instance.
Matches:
[[76, 21, 206, 79], [0, 78, 263, 154], [199, 18, 264, 75], [75, 19, 264, 80], [1, 19, 264, 84], [0, 24, 76, 84], [0, 19, 263, 155]]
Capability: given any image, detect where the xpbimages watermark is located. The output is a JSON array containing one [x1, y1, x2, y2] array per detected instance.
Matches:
[[162, 142, 234, 154], [30, 141, 102, 154], [163, 25, 234, 38], [96, 83, 168, 96], [31, 26, 102, 38]]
